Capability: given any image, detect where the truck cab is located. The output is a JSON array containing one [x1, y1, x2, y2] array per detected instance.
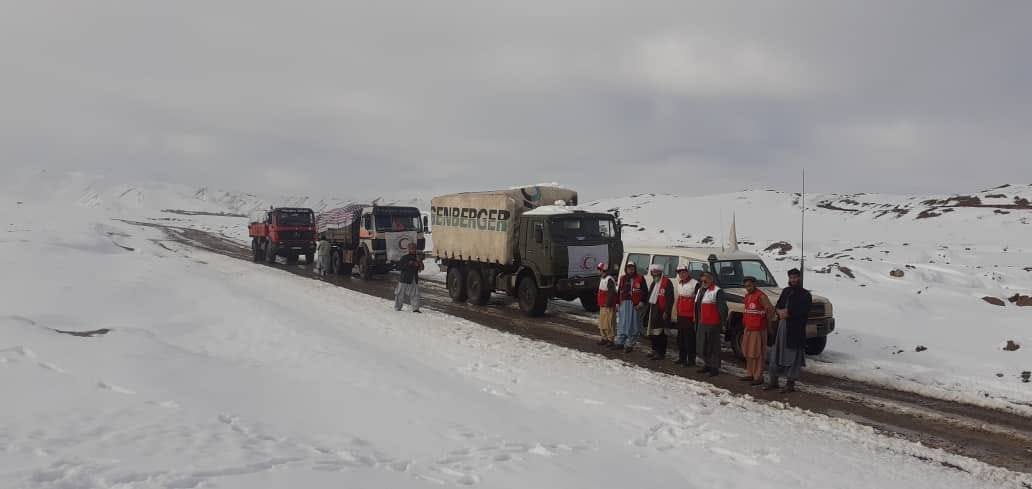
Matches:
[[515, 207, 623, 314], [320, 204, 426, 279], [248, 207, 317, 264]]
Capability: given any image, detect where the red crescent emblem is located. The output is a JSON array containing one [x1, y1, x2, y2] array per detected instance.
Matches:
[[398, 236, 410, 249], [582, 255, 595, 270]]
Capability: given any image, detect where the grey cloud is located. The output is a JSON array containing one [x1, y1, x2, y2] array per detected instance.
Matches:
[[1, 0, 1030, 202]]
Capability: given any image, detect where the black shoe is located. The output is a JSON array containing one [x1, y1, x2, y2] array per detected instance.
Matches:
[[597, 339, 609, 346], [674, 359, 688, 366], [696, 367, 710, 374], [750, 379, 766, 386], [412, 310, 421, 314], [708, 370, 719, 378], [623, 346, 633, 354], [608, 343, 623, 351], [763, 382, 780, 391], [780, 381, 797, 394]]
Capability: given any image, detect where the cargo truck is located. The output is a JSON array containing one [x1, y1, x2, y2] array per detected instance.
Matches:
[[249, 207, 317, 264], [316, 204, 426, 280], [431, 186, 623, 316]]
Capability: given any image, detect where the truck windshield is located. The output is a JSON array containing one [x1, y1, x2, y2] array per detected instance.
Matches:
[[374, 214, 421, 232], [276, 210, 313, 226], [549, 217, 616, 240], [712, 260, 778, 288]]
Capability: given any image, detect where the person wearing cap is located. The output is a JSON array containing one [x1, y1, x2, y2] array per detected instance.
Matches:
[[613, 261, 649, 353], [740, 276, 775, 385], [766, 268, 813, 393], [595, 262, 618, 346], [646, 264, 675, 361], [673, 264, 700, 366], [694, 271, 728, 377]]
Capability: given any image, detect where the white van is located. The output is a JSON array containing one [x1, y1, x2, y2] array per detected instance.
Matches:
[[619, 246, 835, 356]]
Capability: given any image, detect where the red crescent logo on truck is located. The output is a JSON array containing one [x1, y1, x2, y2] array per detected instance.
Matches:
[[581, 255, 596, 270], [398, 236, 410, 249]]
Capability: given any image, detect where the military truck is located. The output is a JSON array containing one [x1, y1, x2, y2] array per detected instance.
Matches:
[[620, 246, 836, 355], [248, 207, 317, 264], [316, 204, 426, 280], [431, 186, 623, 316]]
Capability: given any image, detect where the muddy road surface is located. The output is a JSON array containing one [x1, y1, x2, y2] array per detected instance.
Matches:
[[128, 220, 1032, 476]]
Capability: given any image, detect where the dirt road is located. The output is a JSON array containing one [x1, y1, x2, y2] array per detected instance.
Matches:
[[129, 220, 1032, 477]]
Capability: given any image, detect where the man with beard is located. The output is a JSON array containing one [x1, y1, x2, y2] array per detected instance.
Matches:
[[645, 264, 675, 361], [765, 268, 813, 393]]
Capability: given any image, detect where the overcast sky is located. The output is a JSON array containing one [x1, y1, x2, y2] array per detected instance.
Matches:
[[2, 1, 1030, 200]]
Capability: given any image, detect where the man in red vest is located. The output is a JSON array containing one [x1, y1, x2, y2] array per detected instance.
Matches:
[[612, 262, 648, 353], [646, 264, 675, 360], [695, 271, 729, 377], [596, 262, 618, 346], [674, 265, 699, 367], [739, 276, 775, 385]]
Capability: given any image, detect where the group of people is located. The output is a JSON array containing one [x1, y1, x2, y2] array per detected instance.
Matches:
[[595, 261, 812, 393]]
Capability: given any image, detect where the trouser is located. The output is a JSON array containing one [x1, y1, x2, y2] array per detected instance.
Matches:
[[769, 320, 804, 381], [743, 329, 767, 381], [696, 323, 722, 370], [395, 282, 421, 311], [615, 300, 642, 347], [650, 333, 668, 357], [676, 317, 696, 363], [315, 254, 329, 275], [597, 306, 616, 341]]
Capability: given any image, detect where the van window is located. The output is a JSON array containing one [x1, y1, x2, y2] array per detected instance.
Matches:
[[626, 253, 651, 273], [652, 255, 679, 277], [688, 261, 709, 280]]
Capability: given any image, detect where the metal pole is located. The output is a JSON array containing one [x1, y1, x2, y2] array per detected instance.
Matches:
[[801, 168, 805, 280]]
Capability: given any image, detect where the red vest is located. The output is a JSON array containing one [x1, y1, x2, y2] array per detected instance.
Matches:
[[699, 285, 722, 325], [676, 280, 696, 320], [655, 277, 672, 312], [597, 276, 614, 308], [743, 290, 768, 331], [619, 274, 645, 306]]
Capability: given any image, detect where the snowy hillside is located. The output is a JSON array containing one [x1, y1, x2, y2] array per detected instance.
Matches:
[[4, 169, 1031, 413], [3, 171, 1031, 488]]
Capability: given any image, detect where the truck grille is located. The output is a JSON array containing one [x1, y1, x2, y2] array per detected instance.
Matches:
[[808, 303, 826, 319], [280, 231, 314, 242]]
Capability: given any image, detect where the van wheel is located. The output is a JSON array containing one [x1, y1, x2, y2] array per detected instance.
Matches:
[[730, 328, 745, 359], [517, 276, 547, 317], [805, 336, 828, 355], [466, 268, 491, 306], [251, 239, 261, 262], [447, 265, 468, 302], [579, 292, 600, 313], [265, 241, 277, 263], [358, 253, 373, 280]]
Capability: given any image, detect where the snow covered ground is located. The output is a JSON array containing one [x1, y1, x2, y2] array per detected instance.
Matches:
[[2, 177, 1030, 488]]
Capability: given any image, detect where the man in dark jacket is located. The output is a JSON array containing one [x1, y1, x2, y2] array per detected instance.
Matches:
[[395, 243, 424, 313], [694, 271, 729, 377], [765, 268, 813, 393]]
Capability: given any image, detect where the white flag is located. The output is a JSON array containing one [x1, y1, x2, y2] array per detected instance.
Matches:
[[385, 231, 418, 262], [567, 244, 609, 278]]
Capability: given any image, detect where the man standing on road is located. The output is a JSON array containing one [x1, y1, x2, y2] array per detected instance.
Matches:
[[766, 268, 813, 393], [395, 243, 424, 313], [613, 262, 648, 354], [646, 264, 675, 361], [315, 233, 331, 276], [673, 265, 699, 367], [740, 276, 775, 385], [695, 271, 728, 377], [596, 262, 618, 346]]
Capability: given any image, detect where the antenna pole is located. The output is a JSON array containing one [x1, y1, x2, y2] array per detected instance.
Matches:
[[801, 169, 806, 279]]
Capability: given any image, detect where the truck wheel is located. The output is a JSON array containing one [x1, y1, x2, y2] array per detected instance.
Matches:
[[251, 239, 261, 262], [466, 268, 491, 306], [579, 292, 600, 313], [265, 241, 277, 263], [358, 253, 373, 280], [305, 252, 315, 265], [447, 265, 468, 302], [805, 336, 828, 355], [517, 276, 547, 317]]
